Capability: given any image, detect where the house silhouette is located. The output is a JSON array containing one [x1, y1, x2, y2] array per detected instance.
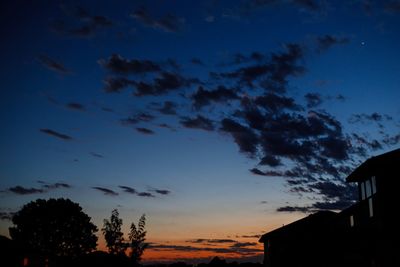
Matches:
[[259, 148, 400, 267]]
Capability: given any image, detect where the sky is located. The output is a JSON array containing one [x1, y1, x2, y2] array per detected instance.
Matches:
[[1, 0, 400, 263]]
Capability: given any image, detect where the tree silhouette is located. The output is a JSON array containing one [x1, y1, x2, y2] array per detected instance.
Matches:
[[128, 214, 147, 266], [9, 198, 98, 259], [102, 209, 126, 255]]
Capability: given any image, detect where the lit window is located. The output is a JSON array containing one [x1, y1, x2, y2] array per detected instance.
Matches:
[[360, 182, 366, 200], [369, 198, 374, 217], [365, 179, 372, 198], [350, 215, 354, 227], [371, 176, 377, 194]]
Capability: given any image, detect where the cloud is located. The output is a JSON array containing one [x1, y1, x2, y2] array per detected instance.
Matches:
[[216, 44, 305, 91], [180, 115, 215, 131], [220, 118, 259, 156], [136, 127, 155, 135], [316, 35, 350, 52], [152, 189, 171, 195], [51, 6, 113, 38], [191, 58, 204, 65], [156, 101, 178, 115], [8, 186, 44, 195], [231, 242, 258, 248], [292, 0, 321, 11], [0, 211, 15, 221], [40, 129, 73, 141], [90, 152, 104, 158], [103, 76, 136, 93], [137, 192, 155, 197], [39, 181, 71, 190], [131, 7, 185, 33], [98, 54, 161, 75], [276, 206, 311, 213], [259, 155, 282, 167], [66, 102, 85, 111], [349, 112, 393, 124], [304, 93, 323, 108], [6, 181, 72, 195], [191, 86, 239, 109], [384, 1, 400, 13], [149, 243, 262, 255], [92, 187, 118, 196], [37, 55, 71, 75], [134, 72, 192, 96], [119, 185, 137, 194], [188, 239, 236, 244], [250, 168, 268, 176]]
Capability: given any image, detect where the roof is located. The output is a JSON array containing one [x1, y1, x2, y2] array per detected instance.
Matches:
[[346, 148, 400, 183], [259, 211, 337, 243]]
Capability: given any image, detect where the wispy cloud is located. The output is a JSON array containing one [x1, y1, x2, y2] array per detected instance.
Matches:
[[40, 129, 73, 141], [92, 186, 119, 196], [37, 55, 71, 75]]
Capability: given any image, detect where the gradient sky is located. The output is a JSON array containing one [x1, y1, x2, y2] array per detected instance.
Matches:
[[1, 0, 400, 263]]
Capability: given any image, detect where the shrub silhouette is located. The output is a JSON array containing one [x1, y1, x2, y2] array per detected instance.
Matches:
[[9, 198, 98, 260]]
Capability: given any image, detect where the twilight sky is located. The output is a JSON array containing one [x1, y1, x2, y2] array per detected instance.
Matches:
[[1, 0, 400, 263]]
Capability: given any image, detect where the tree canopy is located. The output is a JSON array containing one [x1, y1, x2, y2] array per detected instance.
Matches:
[[102, 209, 126, 255], [9, 198, 98, 258], [129, 214, 147, 265]]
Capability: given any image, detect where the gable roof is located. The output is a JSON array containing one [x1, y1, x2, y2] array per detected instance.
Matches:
[[346, 148, 400, 183], [259, 211, 337, 243]]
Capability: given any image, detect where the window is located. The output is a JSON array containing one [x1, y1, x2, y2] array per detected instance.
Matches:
[[371, 176, 377, 194], [365, 179, 372, 198], [369, 198, 374, 217], [360, 182, 366, 200], [350, 215, 354, 227]]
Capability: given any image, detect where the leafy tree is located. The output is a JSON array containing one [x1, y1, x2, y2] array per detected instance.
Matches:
[[9, 198, 98, 259], [102, 209, 126, 255], [128, 214, 147, 266]]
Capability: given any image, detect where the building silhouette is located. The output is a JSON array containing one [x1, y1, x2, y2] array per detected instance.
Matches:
[[259, 148, 400, 267]]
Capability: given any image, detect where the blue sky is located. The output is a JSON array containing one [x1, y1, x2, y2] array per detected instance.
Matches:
[[1, 0, 400, 263]]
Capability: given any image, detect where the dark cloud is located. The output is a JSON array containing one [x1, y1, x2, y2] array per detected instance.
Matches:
[[119, 185, 137, 194], [92, 187, 118, 196], [352, 133, 383, 151], [304, 93, 323, 108], [37, 55, 71, 75], [120, 117, 139, 125], [220, 118, 259, 156], [90, 152, 104, 158], [103, 76, 136, 93], [316, 35, 350, 52], [137, 192, 155, 197], [134, 72, 191, 96], [259, 155, 282, 167], [309, 181, 357, 202], [40, 182, 71, 190], [349, 112, 393, 124], [231, 242, 258, 248], [384, 1, 400, 13], [217, 44, 305, 88], [276, 206, 311, 213], [152, 189, 171, 195], [192, 86, 239, 109], [136, 127, 155, 135], [188, 239, 237, 244], [98, 54, 161, 75], [180, 115, 215, 131], [131, 7, 185, 33], [156, 101, 178, 115], [292, 0, 321, 11], [8, 186, 44, 195], [250, 168, 268, 176], [254, 93, 301, 113], [51, 6, 112, 38], [66, 102, 85, 111], [191, 58, 204, 65], [39, 129, 73, 141]]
